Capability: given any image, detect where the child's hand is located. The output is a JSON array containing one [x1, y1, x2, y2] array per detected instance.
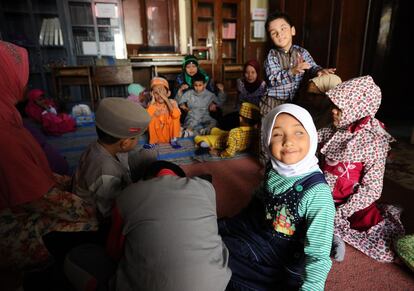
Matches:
[[179, 84, 189, 91], [154, 86, 169, 101], [138, 92, 147, 103], [209, 102, 218, 112], [317, 68, 336, 76], [180, 103, 189, 112], [291, 52, 311, 75], [216, 83, 224, 92]]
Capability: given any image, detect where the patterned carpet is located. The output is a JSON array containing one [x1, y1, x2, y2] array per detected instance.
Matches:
[[44, 122, 251, 173], [41, 120, 414, 190]]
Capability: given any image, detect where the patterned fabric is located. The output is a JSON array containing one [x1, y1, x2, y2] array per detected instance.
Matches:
[[318, 75, 405, 262], [147, 99, 181, 144], [258, 97, 285, 166], [238, 102, 260, 121], [221, 126, 257, 158], [264, 45, 321, 101], [0, 41, 29, 127], [236, 78, 266, 107], [0, 180, 98, 270], [0, 41, 56, 209], [194, 126, 258, 158], [395, 235, 414, 272], [259, 95, 286, 120]]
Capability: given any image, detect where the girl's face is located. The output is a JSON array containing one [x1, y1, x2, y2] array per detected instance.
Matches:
[[331, 107, 342, 127], [270, 113, 310, 165], [185, 63, 198, 76], [268, 18, 295, 52], [244, 65, 258, 83], [151, 85, 169, 103]]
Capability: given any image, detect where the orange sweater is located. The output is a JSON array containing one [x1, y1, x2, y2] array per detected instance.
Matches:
[[147, 100, 181, 144]]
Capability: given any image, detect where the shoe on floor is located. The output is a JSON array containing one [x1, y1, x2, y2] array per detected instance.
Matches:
[[143, 143, 156, 149], [199, 128, 211, 135], [331, 234, 346, 262], [182, 129, 194, 138], [170, 140, 182, 149]]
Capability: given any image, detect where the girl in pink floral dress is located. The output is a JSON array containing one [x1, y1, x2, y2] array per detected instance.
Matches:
[[318, 75, 405, 262]]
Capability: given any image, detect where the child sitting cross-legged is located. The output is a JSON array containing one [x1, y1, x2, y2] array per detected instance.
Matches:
[[194, 102, 260, 158], [178, 72, 225, 137], [145, 76, 182, 149]]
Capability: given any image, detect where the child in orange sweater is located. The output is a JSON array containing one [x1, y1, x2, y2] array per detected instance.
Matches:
[[146, 77, 182, 149]]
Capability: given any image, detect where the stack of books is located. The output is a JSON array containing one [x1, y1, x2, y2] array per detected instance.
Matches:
[[39, 18, 64, 47]]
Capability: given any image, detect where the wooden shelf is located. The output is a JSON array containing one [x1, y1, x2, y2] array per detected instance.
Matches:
[[192, 0, 242, 81]]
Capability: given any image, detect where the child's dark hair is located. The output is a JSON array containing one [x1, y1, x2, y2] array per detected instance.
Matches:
[[240, 115, 259, 126], [192, 72, 206, 84], [96, 126, 121, 145], [265, 11, 294, 31]]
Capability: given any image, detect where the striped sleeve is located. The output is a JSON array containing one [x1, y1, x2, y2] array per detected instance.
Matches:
[[299, 183, 335, 291]]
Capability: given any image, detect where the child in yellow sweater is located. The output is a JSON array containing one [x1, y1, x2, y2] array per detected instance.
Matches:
[[194, 102, 260, 158], [145, 77, 182, 149]]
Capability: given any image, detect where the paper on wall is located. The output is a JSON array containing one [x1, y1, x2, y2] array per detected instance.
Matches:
[[100, 42, 115, 56], [96, 3, 117, 18], [82, 41, 98, 55], [253, 21, 265, 38]]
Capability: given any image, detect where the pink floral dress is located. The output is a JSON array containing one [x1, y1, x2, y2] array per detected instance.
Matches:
[[318, 76, 404, 262], [0, 175, 98, 270]]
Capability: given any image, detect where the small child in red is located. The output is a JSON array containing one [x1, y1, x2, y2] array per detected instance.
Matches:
[[25, 89, 75, 135]]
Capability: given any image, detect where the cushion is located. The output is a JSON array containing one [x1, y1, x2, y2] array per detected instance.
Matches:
[[395, 234, 414, 272]]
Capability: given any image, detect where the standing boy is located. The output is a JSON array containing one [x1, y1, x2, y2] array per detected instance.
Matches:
[[262, 11, 335, 117], [260, 11, 335, 165]]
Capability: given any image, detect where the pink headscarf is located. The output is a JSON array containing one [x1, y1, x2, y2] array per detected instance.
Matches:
[[0, 41, 29, 127], [0, 41, 54, 210]]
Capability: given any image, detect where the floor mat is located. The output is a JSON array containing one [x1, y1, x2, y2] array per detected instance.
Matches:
[[44, 123, 252, 172]]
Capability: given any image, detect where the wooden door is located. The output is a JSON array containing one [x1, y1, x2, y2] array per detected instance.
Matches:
[[271, 0, 371, 81], [192, 0, 243, 82]]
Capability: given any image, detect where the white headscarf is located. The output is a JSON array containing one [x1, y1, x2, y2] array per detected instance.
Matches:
[[262, 103, 320, 177]]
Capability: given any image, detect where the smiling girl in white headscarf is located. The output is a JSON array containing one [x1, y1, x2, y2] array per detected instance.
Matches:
[[219, 103, 335, 291]]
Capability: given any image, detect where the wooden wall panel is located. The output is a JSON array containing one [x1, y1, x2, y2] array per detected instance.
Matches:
[[123, 0, 142, 44], [304, 0, 335, 67], [284, 0, 307, 47], [333, 0, 369, 80]]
